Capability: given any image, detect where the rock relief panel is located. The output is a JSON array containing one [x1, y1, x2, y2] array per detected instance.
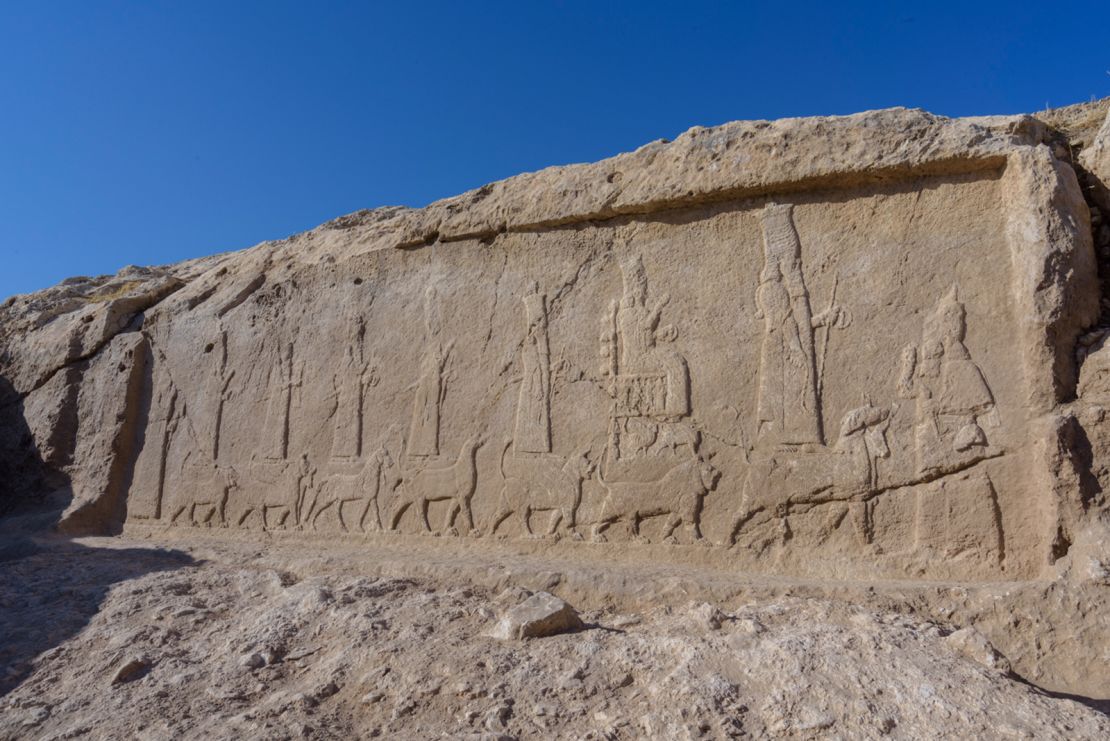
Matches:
[[131, 175, 1028, 579]]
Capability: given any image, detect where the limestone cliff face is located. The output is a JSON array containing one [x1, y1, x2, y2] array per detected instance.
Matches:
[[3, 104, 1110, 584]]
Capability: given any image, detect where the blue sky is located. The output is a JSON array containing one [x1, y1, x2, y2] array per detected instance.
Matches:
[[2, 1, 1108, 300]]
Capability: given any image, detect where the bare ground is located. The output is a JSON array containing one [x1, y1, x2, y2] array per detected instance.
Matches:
[[1, 532, 1108, 740]]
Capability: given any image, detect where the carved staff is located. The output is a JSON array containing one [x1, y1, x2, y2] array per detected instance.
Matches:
[[816, 272, 839, 400]]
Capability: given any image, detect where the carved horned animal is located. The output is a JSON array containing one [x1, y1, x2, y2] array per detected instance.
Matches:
[[592, 457, 720, 544], [488, 439, 595, 538], [728, 404, 891, 547], [226, 455, 314, 530], [165, 460, 239, 527], [388, 435, 485, 536]]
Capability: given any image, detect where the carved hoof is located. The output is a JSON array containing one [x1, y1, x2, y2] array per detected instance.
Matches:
[[444, 527, 460, 537], [662, 535, 679, 546], [467, 528, 481, 538], [591, 532, 608, 544], [568, 530, 584, 542], [694, 536, 712, 548]]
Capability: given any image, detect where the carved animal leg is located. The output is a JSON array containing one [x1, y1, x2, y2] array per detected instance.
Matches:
[[389, 501, 411, 531], [234, 506, 254, 529], [443, 500, 461, 534], [591, 518, 615, 542], [462, 500, 476, 535], [489, 508, 514, 535], [311, 501, 336, 531], [661, 514, 682, 542], [357, 499, 379, 533], [728, 501, 776, 546], [545, 510, 563, 537], [419, 498, 433, 532]]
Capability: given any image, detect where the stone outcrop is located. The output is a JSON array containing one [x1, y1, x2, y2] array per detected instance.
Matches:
[[2, 104, 1110, 591]]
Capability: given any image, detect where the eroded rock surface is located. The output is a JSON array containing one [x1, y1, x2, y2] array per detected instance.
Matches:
[[3, 101, 1110, 728]]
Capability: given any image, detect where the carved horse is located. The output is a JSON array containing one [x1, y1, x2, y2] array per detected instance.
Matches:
[[389, 435, 485, 536], [301, 445, 401, 532]]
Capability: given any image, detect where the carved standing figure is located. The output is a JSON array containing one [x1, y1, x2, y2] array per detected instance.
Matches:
[[408, 286, 453, 458], [514, 282, 552, 455], [754, 203, 848, 449], [332, 313, 374, 461], [262, 342, 302, 461]]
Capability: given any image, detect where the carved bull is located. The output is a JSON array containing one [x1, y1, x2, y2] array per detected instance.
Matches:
[[592, 456, 721, 544], [488, 439, 595, 538]]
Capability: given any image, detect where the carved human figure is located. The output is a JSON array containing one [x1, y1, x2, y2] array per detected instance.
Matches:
[[262, 342, 301, 461], [514, 282, 552, 455], [331, 314, 373, 462], [408, 286, 453, 458], [754, 203, 848, 448], [898, 286, 997, 476], [204, 332, 235, 462], [610, 255, 689, 419]]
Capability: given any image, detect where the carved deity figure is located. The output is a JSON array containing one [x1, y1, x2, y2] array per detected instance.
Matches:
[[606, 255, 689, 419], [514, 282, 552, 455], [204, 331, 235, 462], [754, 203, 847, 449], [331, 313, 373, 462], [408, 286, 453, 458], [262, 342, 301, 461], [899, 286, 996, 477]]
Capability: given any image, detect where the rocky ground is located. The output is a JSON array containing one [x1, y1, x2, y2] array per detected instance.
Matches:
[[1, 533, 1108, 740]]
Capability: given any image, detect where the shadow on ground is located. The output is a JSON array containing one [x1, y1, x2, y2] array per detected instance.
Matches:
[[0, 373, 196, 697], [0, 534, 196, 697]]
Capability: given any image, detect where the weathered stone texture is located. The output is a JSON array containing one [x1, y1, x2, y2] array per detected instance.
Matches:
[[2, 105, 1108, 588]]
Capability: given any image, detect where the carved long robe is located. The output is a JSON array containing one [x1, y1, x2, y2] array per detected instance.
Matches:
[[408, 346, 442, 457], [755, 272, 822, 447], [514, 292, 552, 454]]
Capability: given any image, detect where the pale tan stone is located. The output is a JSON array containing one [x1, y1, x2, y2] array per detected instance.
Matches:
[[3, 103, 1110, 721]]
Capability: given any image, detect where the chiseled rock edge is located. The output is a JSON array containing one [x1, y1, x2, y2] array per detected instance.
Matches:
[[385, 108, 1043, 248]]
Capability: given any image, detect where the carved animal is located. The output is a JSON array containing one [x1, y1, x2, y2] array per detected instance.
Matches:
[[728, 404, 891, 546], [488, 440, 595, 538], [226, 455, 314, 530], [165, 461, 239, 527], [389, 435, 485, 535], [302, 446, 401, 532], [592, 457, 720, 543]]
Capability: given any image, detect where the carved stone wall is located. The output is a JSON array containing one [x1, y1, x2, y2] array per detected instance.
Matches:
[[2, 108, 1093, 582], [107, 108, 1098, 582]]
